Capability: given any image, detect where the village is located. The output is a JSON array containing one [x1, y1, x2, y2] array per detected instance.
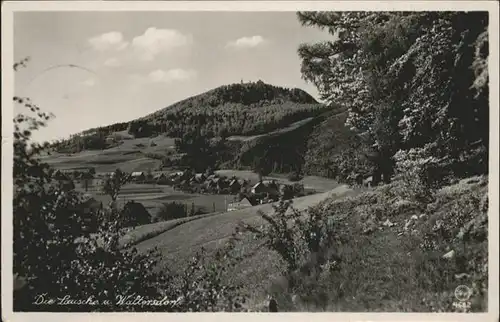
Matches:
[[50, 167, 308, 215]]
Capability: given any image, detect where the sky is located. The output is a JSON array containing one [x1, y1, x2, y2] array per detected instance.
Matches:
[[14, 11, 333, 142]]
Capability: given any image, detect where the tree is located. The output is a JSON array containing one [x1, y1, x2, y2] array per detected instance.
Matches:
[[154, 201, 188, 222], [175, 130, 218, 173], [297, 11, 489, 181], [190, 202, 196, 217], [253, 151, 272, 182], [12, 60, 246, 312], [81, 171, 94, 192], [101, 169, 131, 203], [281, 184, 294, 200], [12, 61, 172, 312], [121, 201, 151, 227]]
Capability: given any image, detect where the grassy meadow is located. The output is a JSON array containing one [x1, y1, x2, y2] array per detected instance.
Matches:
[[121, 176, 487, 312]]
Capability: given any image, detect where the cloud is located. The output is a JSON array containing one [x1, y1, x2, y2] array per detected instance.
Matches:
[[103, 57, 121, 68], [226, 35, 266, 49], [131, 28, 193, 61], [88, 32, 129, 51], [82, 78, 97, 87], [148, 69, 197, 83]]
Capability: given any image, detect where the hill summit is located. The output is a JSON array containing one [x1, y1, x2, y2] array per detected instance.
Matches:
[[71, 81, 323, 140], [144, 80, 319, 119]]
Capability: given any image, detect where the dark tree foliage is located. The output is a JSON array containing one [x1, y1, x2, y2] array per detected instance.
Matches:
[[238, 112, 324, 175], [101, 169, 131, 202], [154, 202, 188, 222], [121, 201, 152, 227], [13, 85, 175, 311], [174, 129, 232, 173], [54, 82, 327, 152], [297, 11, 489, 182], [128, 120, 153, 138], [303, 109, 372, 184]]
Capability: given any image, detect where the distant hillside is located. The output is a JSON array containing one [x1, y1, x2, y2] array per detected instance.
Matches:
[[303, 109, 373, 182], [223, 106, 373, 183], [54, 81, 327, 153], [144, 80, 319, 118], [130, 80, 325, 138], [49, 80, 370, 185]]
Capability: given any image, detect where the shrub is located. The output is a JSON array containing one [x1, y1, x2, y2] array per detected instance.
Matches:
[[393, 147, 446, 204], [13, 60, 246, 312], [154, 201, 188, 222], [145, 152, 164, 160], [241, 200, 340, 283], [13, 94, 170, 312], [281, 185, 295, 200], [287, 172, 303, 182], [121, 201, 152, 227]]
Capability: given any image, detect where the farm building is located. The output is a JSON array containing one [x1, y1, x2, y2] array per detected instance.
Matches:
[[229, 179, 241, 193], [81, 195, 103, 213], [251, 182, 266, 194], [131, 172, 146, 182], [227, 197, 254, 212], [263, 180, 279, 191], [170, 171, 184, 178], [207, 177, 229, 192], [194, 173, 206, 183], [279, 184, 290, 195], [153, 173, 168, 184], [52, 170, 66, 180], [251, 181, 279, 195]]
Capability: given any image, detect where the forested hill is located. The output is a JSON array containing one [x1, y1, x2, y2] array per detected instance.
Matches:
[[144, 80, 319, 118], [73, 81, 326, 139]]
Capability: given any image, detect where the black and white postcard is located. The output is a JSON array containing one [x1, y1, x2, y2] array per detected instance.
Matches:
[[2, 1, 499, 322]]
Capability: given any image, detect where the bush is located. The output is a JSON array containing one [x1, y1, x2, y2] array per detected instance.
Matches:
[[154, 202, 188, 222], [121, 201, 152, 227], [13, 60, 246, 312], [393, 147, 446, 204], [144, 152, 164, 160], [241, 200, 341, 282], [281, 185, 295, 200]]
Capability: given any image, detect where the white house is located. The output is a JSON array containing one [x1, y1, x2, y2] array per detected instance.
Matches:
[[251, 182, 265, 194], [131, 172, 146, 182], [227, 198, 254, 212]]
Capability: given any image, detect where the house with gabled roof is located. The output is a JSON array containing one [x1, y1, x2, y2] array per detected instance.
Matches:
[[131, 171, 146, 182], [251, 180, 280, 197], [153, 173, 168, 184], [227, 197, 255, 212], [195, 173, 206, 182], [229, 179, 241, 193]]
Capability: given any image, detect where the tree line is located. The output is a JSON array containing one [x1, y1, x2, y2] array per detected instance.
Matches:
[[297, 11, 489, 184], [51, 81, 326, 153]]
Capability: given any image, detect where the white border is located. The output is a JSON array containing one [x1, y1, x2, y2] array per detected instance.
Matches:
[[2, 2, 499, 322]]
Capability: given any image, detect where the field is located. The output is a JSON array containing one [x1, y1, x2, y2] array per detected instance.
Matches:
[[76, 170, 341, 216], [227, 117, 314, 142], [40, 132, 177, 173], [126, 177, 488, 312], [215, 169, 340, 192], [76, 182, 235, 215], [131, 184, 358, 298]]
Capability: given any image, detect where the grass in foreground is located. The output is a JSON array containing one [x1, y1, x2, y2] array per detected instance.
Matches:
[[131, 176, 488, 312], [261, 176, 488, 312]]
